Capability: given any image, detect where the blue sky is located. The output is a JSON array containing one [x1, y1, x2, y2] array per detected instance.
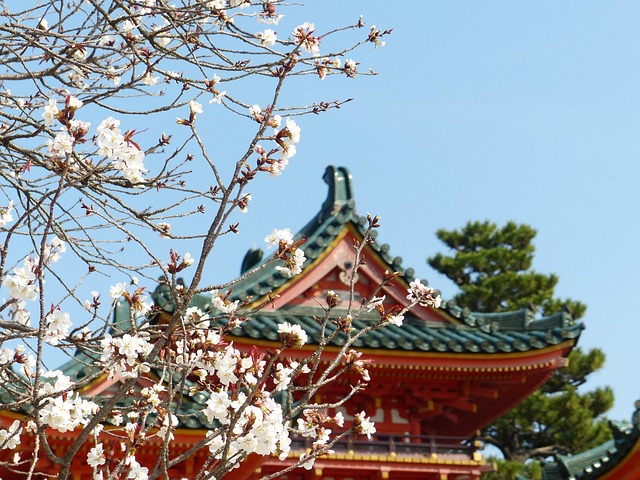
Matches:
[[209, 1, 640, 422]]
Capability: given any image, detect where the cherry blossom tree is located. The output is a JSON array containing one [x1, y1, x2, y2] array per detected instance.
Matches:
[[0, 2, 432, 480]]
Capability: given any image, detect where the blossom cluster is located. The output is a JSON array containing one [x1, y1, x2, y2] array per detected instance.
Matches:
[[264, 228, 294, 248], [206, 74, 227, 104], [210, 290, 239, 315], [100, 333, 154, 378], [88, 444, 150, 480], [157, 413, 179, 441], [155, 329, 299, 465], [295, 409, 348, 470], [2, 236, 66, 303], [314, 57, 342, 80], [264, 228, 306, 276], [167, 250, 195, 274], [274, 360, 309, 391], [173, 327, 228, 382], [275, 248, 305, 277], [209, 344, 259, 386], [42, 96, 82, 127], [2, 256, 38, 302], [406, 279, 443, 308], [353, 410, 377, 438], [293, 22, 320, 55], [109, 282, 152, 319], [43, 96, 87, 167], [149, 308, 333, 469], [255, 28, 277, 47], [166, 308, 255, 386], [87, 443, 105, 468], [96, 117, 147, 184], [42, 96, 148, 184], [277, 322, 308, 348], [38, 371, 99, 433], [0, 420, 22, 450], [364, 294, 406, 327], [43, 236, 67, 264], [251, 105, 302, 176], [206, 390, 291, 462], [47, 131, 75, 162], [344, 349, 372, 382], [140, 384, 167, 409], [0, 201, 14, 228], [0, 345, 33, 373], [273, 118, 302, 174], [125, 456, 149, 480], [44, 308, 72, 345]]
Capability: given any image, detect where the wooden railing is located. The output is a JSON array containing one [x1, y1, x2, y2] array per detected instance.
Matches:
[[292, 433, 476, 457]]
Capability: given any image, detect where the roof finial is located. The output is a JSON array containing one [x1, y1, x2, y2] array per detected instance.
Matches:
[[321, 166, 355, 216]]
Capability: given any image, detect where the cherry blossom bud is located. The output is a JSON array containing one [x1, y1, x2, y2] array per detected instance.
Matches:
[[278, 322, 308, 348], [326, 290, 339, 309], [344, 59, 358, 78], [333, 314, 352, 333]]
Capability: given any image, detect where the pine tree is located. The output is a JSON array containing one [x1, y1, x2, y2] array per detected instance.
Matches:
[[428, 221, 614, 477]]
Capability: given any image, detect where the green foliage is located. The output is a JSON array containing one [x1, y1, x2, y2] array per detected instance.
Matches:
[[428, 221, 614, 471], [483, 457, 542, 480], [483, 381, 613, 463], [428, 221, 586, 318], [542, 347, 606, 393]]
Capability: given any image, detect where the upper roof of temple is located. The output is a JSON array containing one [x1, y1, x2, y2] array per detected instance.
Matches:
[[152, 165, 584, 355]]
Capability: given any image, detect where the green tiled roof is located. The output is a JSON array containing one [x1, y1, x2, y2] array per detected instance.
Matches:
[[221, 306, 582, 354], [550, 418, 639, 479], [518, 402, 640, 480]]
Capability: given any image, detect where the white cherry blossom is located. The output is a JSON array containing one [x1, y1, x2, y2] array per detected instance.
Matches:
[[209, 91, 226, 104], [0, 420, 22, 450], [42, 99, 59, 126], [189, 100, 203, 114], [109, 282, 128, 299], [264, 228, 294, 249], [44, 309, 72, 345], [256, 29, 277, 47], [87, 444, 105, 467], [354, 411, 376, 439], [0, 201, 13, 227], [277, 321, 308, 347]]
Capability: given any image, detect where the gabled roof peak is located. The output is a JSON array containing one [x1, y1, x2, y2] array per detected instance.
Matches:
[[240, 166, 356, 276]]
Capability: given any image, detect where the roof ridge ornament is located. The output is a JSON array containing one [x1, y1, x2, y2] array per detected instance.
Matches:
[[321, 165, 355, 218]]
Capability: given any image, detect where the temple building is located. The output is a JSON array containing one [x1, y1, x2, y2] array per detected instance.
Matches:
[[195, 166, 582, 479], [1, 166, 638, 479]]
